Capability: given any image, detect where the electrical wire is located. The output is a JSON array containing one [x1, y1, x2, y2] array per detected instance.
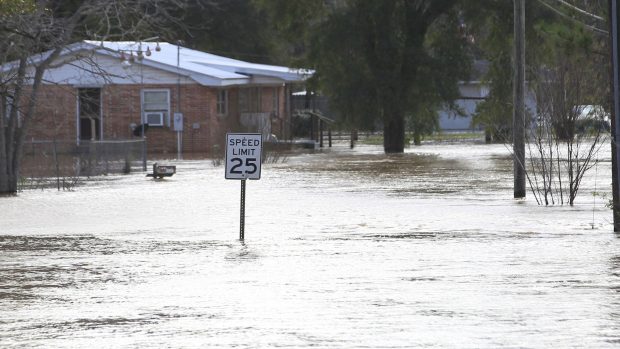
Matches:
[[553, 0, 605, 22], [537, 0, 608, 36]]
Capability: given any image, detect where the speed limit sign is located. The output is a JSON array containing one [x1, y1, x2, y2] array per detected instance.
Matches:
[[225, 133, 262, 180]]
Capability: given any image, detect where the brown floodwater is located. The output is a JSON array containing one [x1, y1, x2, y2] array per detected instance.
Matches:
[[0, 143, 618, 348]]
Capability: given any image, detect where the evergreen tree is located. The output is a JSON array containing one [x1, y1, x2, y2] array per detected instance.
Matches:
[[259, 0, 471, 153]]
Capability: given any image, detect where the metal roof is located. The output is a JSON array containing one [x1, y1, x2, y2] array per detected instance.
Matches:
[[1, 40, 312, 87], [86, 41, 312, 86]]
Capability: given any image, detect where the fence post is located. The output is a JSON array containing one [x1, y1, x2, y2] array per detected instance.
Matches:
[[142, 138, 147, 171]]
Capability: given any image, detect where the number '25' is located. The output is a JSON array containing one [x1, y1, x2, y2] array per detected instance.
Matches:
[[230, 157, 257, 174]]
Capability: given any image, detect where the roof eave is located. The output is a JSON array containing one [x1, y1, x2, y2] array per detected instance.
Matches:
[[0, 41, 97, 74], [191, 75, 249, 87]]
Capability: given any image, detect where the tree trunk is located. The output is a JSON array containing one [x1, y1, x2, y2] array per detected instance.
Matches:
[[383, 115, 405, 153], [0, 167, 17, 195], [0, 58, 28, 195], [484, 129, 492, 143], [0, 54, 55, 195], [0, 172, 12, 195], [413, 131, 421, 146], [0, 114, 7, 194]]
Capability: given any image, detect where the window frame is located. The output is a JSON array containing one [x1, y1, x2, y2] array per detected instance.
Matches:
[[141, 89, 170, 127]]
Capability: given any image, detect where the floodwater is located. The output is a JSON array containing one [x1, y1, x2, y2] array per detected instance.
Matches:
[[1, 143, 619, 348]]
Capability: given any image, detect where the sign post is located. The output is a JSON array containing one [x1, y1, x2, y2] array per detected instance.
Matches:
[[225, 133, 262, 240], [240, 179, 246, 239], [173, 112, 183, 160]]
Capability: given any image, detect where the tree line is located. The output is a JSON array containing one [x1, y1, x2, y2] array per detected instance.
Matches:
[[0, 0, 611, 196]]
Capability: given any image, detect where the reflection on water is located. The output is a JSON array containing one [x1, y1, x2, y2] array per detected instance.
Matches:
[[0, 143, 619, 348], [225, 242, 261, 262]]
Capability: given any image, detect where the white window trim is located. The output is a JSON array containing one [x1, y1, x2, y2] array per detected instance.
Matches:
[[141, 89, 170, 127]]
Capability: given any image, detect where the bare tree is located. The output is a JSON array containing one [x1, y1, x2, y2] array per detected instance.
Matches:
[[527, 51, 608, 206], [0, 0, 189, 195]]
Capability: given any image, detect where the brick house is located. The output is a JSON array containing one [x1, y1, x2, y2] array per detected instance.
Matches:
[[11, 41, 311, 155]]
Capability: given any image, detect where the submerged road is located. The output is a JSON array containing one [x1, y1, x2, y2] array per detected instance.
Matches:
[[1, 143, 618, 348]]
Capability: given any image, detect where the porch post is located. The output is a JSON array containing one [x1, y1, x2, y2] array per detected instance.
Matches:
[[319, 118, 324, 148], [328, 128, 332, 147]]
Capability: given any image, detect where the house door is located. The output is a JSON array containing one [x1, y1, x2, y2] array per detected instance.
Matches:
[[78, 88, 101, 141]]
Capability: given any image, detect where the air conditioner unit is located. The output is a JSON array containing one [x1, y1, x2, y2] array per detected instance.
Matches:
[[144, 112, 164, 126]]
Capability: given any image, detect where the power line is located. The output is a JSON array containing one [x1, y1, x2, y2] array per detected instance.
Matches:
[[537, 0, 608, 35], [552, 0, 604, 22]]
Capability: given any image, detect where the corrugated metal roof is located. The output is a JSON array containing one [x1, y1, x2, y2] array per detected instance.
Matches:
[[85, 41, 312, 86]]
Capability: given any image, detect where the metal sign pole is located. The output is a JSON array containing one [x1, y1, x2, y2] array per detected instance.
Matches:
[[225, 133, 262, 240], [173, 113, 183, 160], [240, 179, 246, 240], [177, 131, 182, 160]]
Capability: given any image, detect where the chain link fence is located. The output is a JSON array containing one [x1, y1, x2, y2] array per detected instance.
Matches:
[[19, 139, 146, 190]]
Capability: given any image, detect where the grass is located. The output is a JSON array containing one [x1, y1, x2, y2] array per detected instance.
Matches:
[[421, 131, 485, 143], [357, 131, 485, 145]]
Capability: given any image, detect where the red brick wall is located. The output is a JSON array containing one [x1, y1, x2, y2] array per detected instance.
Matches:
[[29, 85, 78, 142], [102, 83, 216, 155], [27, 83, 290, 155]]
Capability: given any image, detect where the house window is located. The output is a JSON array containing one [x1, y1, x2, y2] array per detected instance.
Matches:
[[217, 89, 228, 116], [142, 89, 169, 127]]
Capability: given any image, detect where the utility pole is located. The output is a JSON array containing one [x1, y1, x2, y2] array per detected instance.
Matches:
[[609, 0, 620, 231], [513, 0, 526, 199]]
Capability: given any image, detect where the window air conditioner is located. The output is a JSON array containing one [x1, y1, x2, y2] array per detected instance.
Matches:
[[145, 112, 164, 126]]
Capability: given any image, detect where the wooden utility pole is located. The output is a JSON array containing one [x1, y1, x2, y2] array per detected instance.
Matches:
[[609, 0, 620, 231], [513, 0, 526, 199]]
